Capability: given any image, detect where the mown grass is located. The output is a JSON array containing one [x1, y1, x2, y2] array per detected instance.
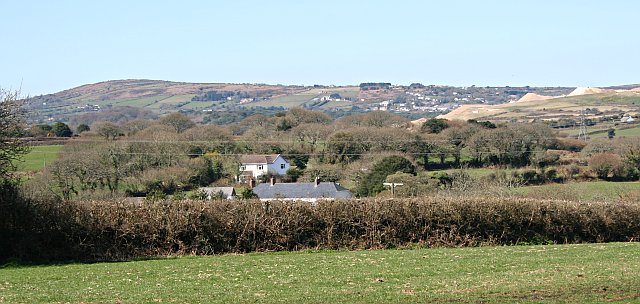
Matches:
[[16, 145, 63, 172], [513, 181, 640, 201], [1, 243, 638, 303]]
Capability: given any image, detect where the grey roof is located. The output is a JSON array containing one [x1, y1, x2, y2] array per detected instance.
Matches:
[[253, 182, 352, 200], [201, 187, 236, 198], [240, 154, 284, 165]]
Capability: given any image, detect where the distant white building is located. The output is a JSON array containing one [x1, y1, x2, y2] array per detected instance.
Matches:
[[239, 154, 290, 179], [621, 116, 636, 123]]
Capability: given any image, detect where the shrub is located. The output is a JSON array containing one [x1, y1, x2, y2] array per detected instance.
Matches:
[[589, 153, 622, 179], [543, 166, 559, 182], [518, 169, 542, 185], [236, 187, 257, 199], [612, 163, 640, 181], [356, 156, 415, 197], [555, 138, 587, 152], [52, 122, 73, 137], [286, 167, 304, 182], [421, 118, 449, 134], [531, 151, 560, 168]]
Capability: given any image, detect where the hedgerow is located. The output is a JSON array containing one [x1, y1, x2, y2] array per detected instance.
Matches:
[[1, 195, 639, 262]]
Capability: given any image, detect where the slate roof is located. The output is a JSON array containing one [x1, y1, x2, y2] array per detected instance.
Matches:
[[253, 182, 352, 200], [240, 154, 284, 164], [201, 187, 236, 199]]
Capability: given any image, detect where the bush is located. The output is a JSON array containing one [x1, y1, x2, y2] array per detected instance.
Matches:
[[555, 138, 587, 152], [286, 167, 304, 182], [52, 122, 73, 137], [612, 163, 640, 181], [543, 166, 559, 182], [356, 156, 415, 197], [421, 118, 449, 134], [589, 153, 622, 179], [518, 169, 543, 185], [531, 151, 560, 168]]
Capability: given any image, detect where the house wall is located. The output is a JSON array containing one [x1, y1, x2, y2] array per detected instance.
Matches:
[[267, 156, 290, 176], [240, 156, 290, 178], [241, 164, 269, 178]]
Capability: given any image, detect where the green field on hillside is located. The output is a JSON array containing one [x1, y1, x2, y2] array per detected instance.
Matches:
[[589, 126, 640, 139], [114, 96, 169, 107], [248, 88, 361, 109], [148, 94, 196, 109], [181, 101, 217, 110], [249, 93, 320, 108], [559, 124, 640, 139], [2, 243, 638, 303], [17, 145, 63, 172]]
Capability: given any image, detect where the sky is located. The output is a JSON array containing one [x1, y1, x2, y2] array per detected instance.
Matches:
[[2, 0, 639, 96]]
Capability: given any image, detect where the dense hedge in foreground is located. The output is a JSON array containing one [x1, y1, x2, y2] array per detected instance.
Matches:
[[2, 195, 640, 262]]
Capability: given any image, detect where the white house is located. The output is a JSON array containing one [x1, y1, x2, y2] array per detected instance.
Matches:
[[239, 154, 290, 179]]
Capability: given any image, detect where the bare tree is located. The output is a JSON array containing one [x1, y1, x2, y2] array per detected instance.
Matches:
[[0, 89, 29, 181], [93, 121, 122, 140], [159, 112, 195, 133]]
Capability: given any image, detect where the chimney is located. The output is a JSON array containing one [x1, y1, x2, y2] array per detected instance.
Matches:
[[270, 177, 275, 186], [315, 176, 320, 187], [249, 178, 255, 188]]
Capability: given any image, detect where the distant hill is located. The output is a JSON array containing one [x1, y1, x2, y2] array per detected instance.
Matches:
[[24, 80, 361, 124], [23, 79, 640, 125]]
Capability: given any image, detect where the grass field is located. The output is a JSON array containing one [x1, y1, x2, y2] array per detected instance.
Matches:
[[513, 181, 640, 201], [1, 243, 638, 303], [16, 145, 63, 172], [180, 100, 217, 110], [589, 126, 640, 139], [249, 93, 319, 108], [148, 94, 196, 109]]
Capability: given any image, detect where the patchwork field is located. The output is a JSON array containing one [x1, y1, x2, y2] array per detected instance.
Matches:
[[1, 243, 638, 303], [248, 87, 360, 109]]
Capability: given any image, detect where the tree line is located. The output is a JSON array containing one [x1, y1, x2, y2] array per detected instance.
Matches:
[[6, 95, 640, 202]]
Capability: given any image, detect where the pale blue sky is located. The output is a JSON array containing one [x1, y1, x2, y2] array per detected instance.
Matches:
[[2, 0, 639, 95]]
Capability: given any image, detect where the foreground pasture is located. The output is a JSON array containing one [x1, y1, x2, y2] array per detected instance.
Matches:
[[2, 242, 638, 303]]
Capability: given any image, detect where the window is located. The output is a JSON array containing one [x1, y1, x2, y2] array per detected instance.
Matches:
[[258, 165, 263, 170], [240, 166, 246, 171], [280, 164, 286, 169]]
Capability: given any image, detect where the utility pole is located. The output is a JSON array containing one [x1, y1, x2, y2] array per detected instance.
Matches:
[[383, 182, 404, 197]]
